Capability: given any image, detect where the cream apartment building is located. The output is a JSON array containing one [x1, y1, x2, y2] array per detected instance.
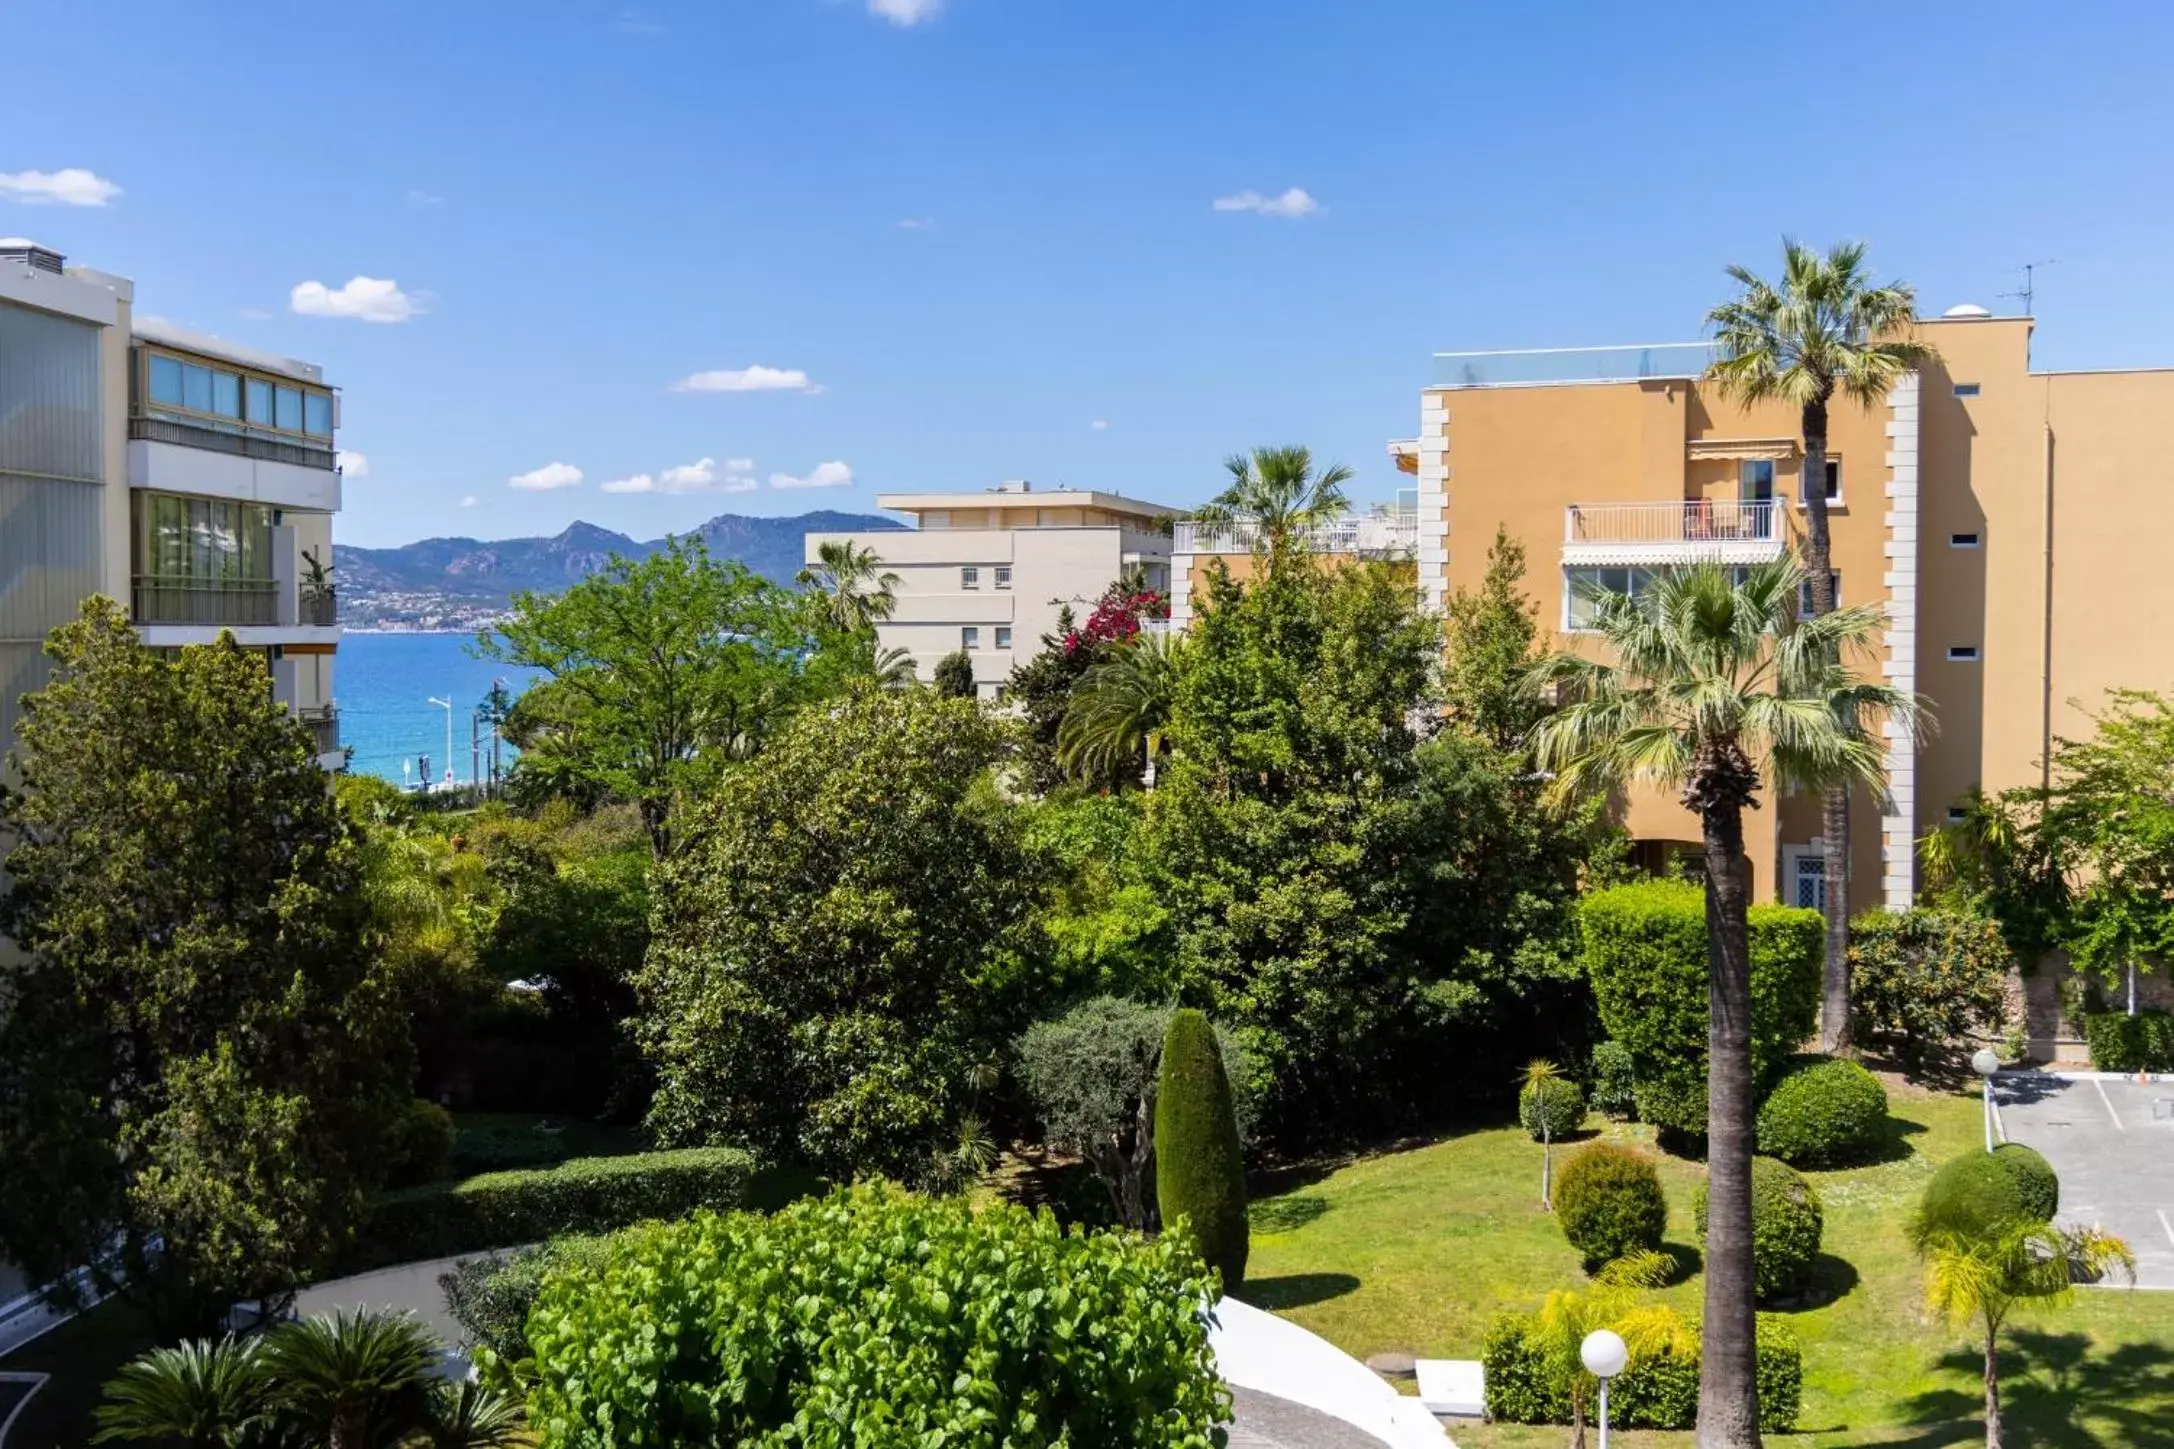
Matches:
[[806, 481, 1179, 696], [1402, 308, 2174, 910]]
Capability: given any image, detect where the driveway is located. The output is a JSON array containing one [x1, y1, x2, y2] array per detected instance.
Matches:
[[1994, 1071, 2174, 1288]]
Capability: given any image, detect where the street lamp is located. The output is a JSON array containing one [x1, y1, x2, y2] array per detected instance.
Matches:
[[1972, 1047, 2002, 1153], [1581, 1328, 1628, 1448], [427, 696, 455, 787]]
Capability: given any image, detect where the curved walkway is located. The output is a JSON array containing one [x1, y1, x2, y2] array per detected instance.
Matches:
[[1211, 1297, 1452, 1449]]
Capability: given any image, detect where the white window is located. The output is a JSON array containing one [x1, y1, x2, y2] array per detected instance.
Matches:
[[1739, 459, 1775, 503], [1791, 851, 1829, 912], [994, 566, 1012, 590], [1950, 532, 1981, 549], [1948, 645, 1981, 662], [994, 626, 1013, 650], [960, 567, 980, 590], [961, 626, 980, 649], [1799, 457, 1842, 507]]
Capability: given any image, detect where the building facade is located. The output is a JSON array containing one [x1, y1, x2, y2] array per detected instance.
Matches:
[[1406, 311, 2174, 909], [806, 482, 1178, 696]]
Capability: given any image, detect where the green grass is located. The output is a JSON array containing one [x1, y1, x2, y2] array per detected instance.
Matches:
[[446, 1111, 641, 1176], [1243, 1078, 2174, 1447]]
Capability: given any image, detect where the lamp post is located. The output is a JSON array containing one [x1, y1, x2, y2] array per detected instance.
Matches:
[[427, 696, 455, 787], [1581, 1328, 1628, 1449], [1972, 1047, 2002, 1153]]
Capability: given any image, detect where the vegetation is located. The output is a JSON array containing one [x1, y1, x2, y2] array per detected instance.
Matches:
[[1188, 443, 1352, 553], [1155, 1008, 1250, 1291], [440, 1236, 613, 1366], [1553, 1144, 1668, 1270], [1518, 1060, 1581, 1212], [1848, 910, 2014, 1074], [2081, 1006, 2174, 1070], [1059, 629, 1185, 786], [932, 647, 977, 698], [1706, 239, 1936, 1055], [1695, 1157, 1824, 1303], [1756, 1057, 1890, 1168], [0, 602, 410, 1335], [796, 537, 901, 634], [1590, 1042, 1638, 1121], [1911, 1145, 2060, 1249], [1485, 1304, 1802, 1435], [518, 1186, 1229, 1447]]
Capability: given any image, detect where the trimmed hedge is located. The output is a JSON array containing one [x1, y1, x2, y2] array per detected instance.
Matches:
[[1155, 1008, 1249, 1291], [1554, 1144, 1667, 1269], [1755, 1057, 1889, 1167], [385, 1098, 456, 1188], [1519, 1076, 1587, 1141], [1849, 909, 2013, 1071], [2083, 1009, 2174, 1073], [1913, 1144, 2060, 1249], [1482, 1311, 1801, 1431], [441, 1235, 612, 1364], [1580, 881, 1823, 1135], [1695, 1156, 1824, 1302], [1590, 1041, 1638, 1121], [348, 1147, 757, 1271]]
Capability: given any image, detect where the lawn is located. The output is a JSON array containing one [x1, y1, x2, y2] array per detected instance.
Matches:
[[1242, 1078, 2174, 1447]]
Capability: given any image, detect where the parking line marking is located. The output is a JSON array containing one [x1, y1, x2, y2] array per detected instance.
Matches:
[[2160, 1210, 2174, 1251], [2094, 1077, 2126, 1130]]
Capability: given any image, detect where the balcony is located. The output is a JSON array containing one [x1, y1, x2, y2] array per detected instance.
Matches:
[[132, 576, 278, 627], [1174, 513, 1419, 557], [297, 705, 342, 760], [1561, 500, 1786, 566], [129, 416, 336, 472], [1432, 342, 1713, 389], [300, 589, 338, 627]]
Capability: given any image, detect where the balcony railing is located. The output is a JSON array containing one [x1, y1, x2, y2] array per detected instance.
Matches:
[[133, 576, 278, 626], [1564, 500, 1777, 546], [300, 589, 338, 626], [1174, 514, 1419, 556], [129, 415, 337, 471], [297, 705, 341, 758], [1433, 342, 1713, 389]]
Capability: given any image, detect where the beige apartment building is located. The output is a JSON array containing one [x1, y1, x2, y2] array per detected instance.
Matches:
[[1397, 309, 2174, 909], [0, 240, 347, 774], [806, 481, 1179, 696]]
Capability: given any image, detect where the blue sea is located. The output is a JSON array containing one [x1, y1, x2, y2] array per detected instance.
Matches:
[[337, 633, 542, 786]]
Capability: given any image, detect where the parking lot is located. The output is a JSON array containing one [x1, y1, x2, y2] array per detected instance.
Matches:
[[1993, 1072, 2174, 1289]]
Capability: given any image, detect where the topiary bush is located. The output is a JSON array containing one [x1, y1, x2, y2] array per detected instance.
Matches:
[[1481, 1311, 1801, 1431], [1912, 1143, 2060, 1248], [1695, 1156, 1823, 1302], [1155, 1008, 1249, 1290], [2082, 1009, 2174, 1072], [1755, 1057, 1889, 1167], [1554, 1144, 1667, 1269], [520, 1185, 1230, 1447], [1849, 909, 2013, 1073], [1519, 1076, 1587, 1141], [384, 1098, 457, 1188], [348, 1146, 758, 1271], [1590, 1041, 1638, 1121], [1579, 881, 1823, 1135]]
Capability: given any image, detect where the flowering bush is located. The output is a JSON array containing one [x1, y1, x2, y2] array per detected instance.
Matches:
[[1064, 584, 1168, 653]]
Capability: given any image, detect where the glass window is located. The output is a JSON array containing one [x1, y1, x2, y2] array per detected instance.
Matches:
[[212, 370, 243, 419], [247, 378, 275, 425], [960, 566, 980, 590], [304, 392, 333, 437], [961, 627, 980, 649], [181, 363, 214, 414], [149, 354, 185, 405], [994, 566, 1012, 590], [1794, 854, 1827, 911], [1954, 383, 1981, 397], [1948, 646, 1981, 662], [1739, 459, 1775, 502], [275, 386, 303, 432], [1950, 533, 1981, 549], [995, 627, 1013, 649], [1798, 572, 1840, 615], [1822, 457, 1842, 501]]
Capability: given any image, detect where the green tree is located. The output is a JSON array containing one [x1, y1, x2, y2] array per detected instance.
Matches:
[[1921, 1221, 2134, 1449], [795, 537, 901, 634], [1528, 559, 1920, 1448], [0, 602, 410, 1334], [1008, 605, 1098, 793], [264, 1309, 439, 1449], [932, 648, 978, 698], [1526, 1252, 1689, 1449], [1155, 1008, 1248, 1291], [1706, 240, 1936, 1052], [1058, 631, 1185, 787], [1443, 526, 1547, 751], [1188, 444, 1353, 554], [93, 1339, 275, 1449], [2039, 690, 2174, 1012], [479, 536, 807, 859], [638, 686, 1044, 1180]]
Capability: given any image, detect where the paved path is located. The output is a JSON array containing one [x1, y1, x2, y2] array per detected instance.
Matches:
[[1995, 1071, 2174, 1288], [1212, 1297, 1451, 1449], [1229, 1385, 1398, 1448]]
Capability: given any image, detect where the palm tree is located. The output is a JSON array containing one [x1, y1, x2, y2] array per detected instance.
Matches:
[[1527, 558, 1921, 1448], [1706, 240, 1937, 1054], [262, 1308, 438, 1449], [1190, 445, 1352, 555], [1522, 1059, 1564, 1211], [416, 1380, 527, 1449], [94, 1337, 275, 1449], [1921, 1221, 2134, 1448], [1057, 631, 1184, 786], [1527, 1251, 1690, 1449], [797, 539, 902, 634]]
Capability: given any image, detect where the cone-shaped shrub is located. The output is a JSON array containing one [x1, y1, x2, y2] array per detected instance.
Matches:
[[1155, 1008, 1248, 1291]]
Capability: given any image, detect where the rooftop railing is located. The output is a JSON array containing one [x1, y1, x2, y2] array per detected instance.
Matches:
[[1432, 342, 1713, 389], [1174, 513, 1418, 556]]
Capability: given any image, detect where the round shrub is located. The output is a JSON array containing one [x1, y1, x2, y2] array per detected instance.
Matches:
[[1913, 1144, 2060, 1248], [521, 1185, 1229, 1446], [1554, 1143, 1667, 1269], [1590, 1041, 1638, 1121], [1156, 1008, 1249, 1290], [1755, 1057, 1888, 1167], [1695, 1156, 1824, 1302], [384, 1098, 456, 1188], [1519, 1076, 1587, 1141]]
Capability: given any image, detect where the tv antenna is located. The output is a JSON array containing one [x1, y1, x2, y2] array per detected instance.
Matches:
[[1998, 259, 2058, 316]]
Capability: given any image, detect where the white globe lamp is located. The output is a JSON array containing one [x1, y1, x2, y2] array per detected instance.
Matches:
[[1972, 1047, 2002, 1152], [1581, 1329, 1629, 1446]]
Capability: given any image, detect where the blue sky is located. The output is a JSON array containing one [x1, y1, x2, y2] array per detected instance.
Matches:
[[7, 1, 2171, 547]]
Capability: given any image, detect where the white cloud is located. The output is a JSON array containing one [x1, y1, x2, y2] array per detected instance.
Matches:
[[338, 451, 369, 477], [896, 217, 932, 231], [770, 460, 854, 490], [603, 457, 758, 495], [459, 495, 479, 508], [291, 276, 419, 323], [599, 473, 655, 494], [406, 189, 444, 206], [670, 365, 822, 394], [1212, 187, 1320, 219], [1091, 419, 1109, 431], [509, 461, 583, 491], [869, 0, 941, 25], [0, 168, 122, 207]]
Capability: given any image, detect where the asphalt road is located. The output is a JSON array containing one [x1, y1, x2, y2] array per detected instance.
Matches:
[[1994, 1071, 2174, 1288]]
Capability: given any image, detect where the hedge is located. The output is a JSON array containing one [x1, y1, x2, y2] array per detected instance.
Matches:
[[1554, 1144, 1667, 1269], [1755, 1057, 1889, 1167], [1849, 909, 2013, 1071], [1482, 1311, 1801, 1431], [1913, 1144, 2060, 1249], [347, 1146, 757, 1271], [1579, 881, 1823, 1135], [441, 1235, 612, 1364], [1156, 1008, 1249, 1291], [2083, 1009, 2174, 1073], [1695, 1156, 1823, 1302], [1590, 1041, 1638, 1121], [1519, 1076, 1587, 1141]]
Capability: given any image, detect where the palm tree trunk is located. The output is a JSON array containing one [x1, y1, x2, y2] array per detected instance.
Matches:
[[1800, 397, 1853, 1054], [1983, 1330, 2003, 1449], [1693, 755, 1762, 1449]]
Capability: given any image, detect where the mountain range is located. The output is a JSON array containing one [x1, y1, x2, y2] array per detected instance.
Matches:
[[337, 510, 902, 630]]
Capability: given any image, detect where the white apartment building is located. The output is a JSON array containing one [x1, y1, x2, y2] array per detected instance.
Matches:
[[807, 481, 1179, 696], [0, 240, 347, 774]]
